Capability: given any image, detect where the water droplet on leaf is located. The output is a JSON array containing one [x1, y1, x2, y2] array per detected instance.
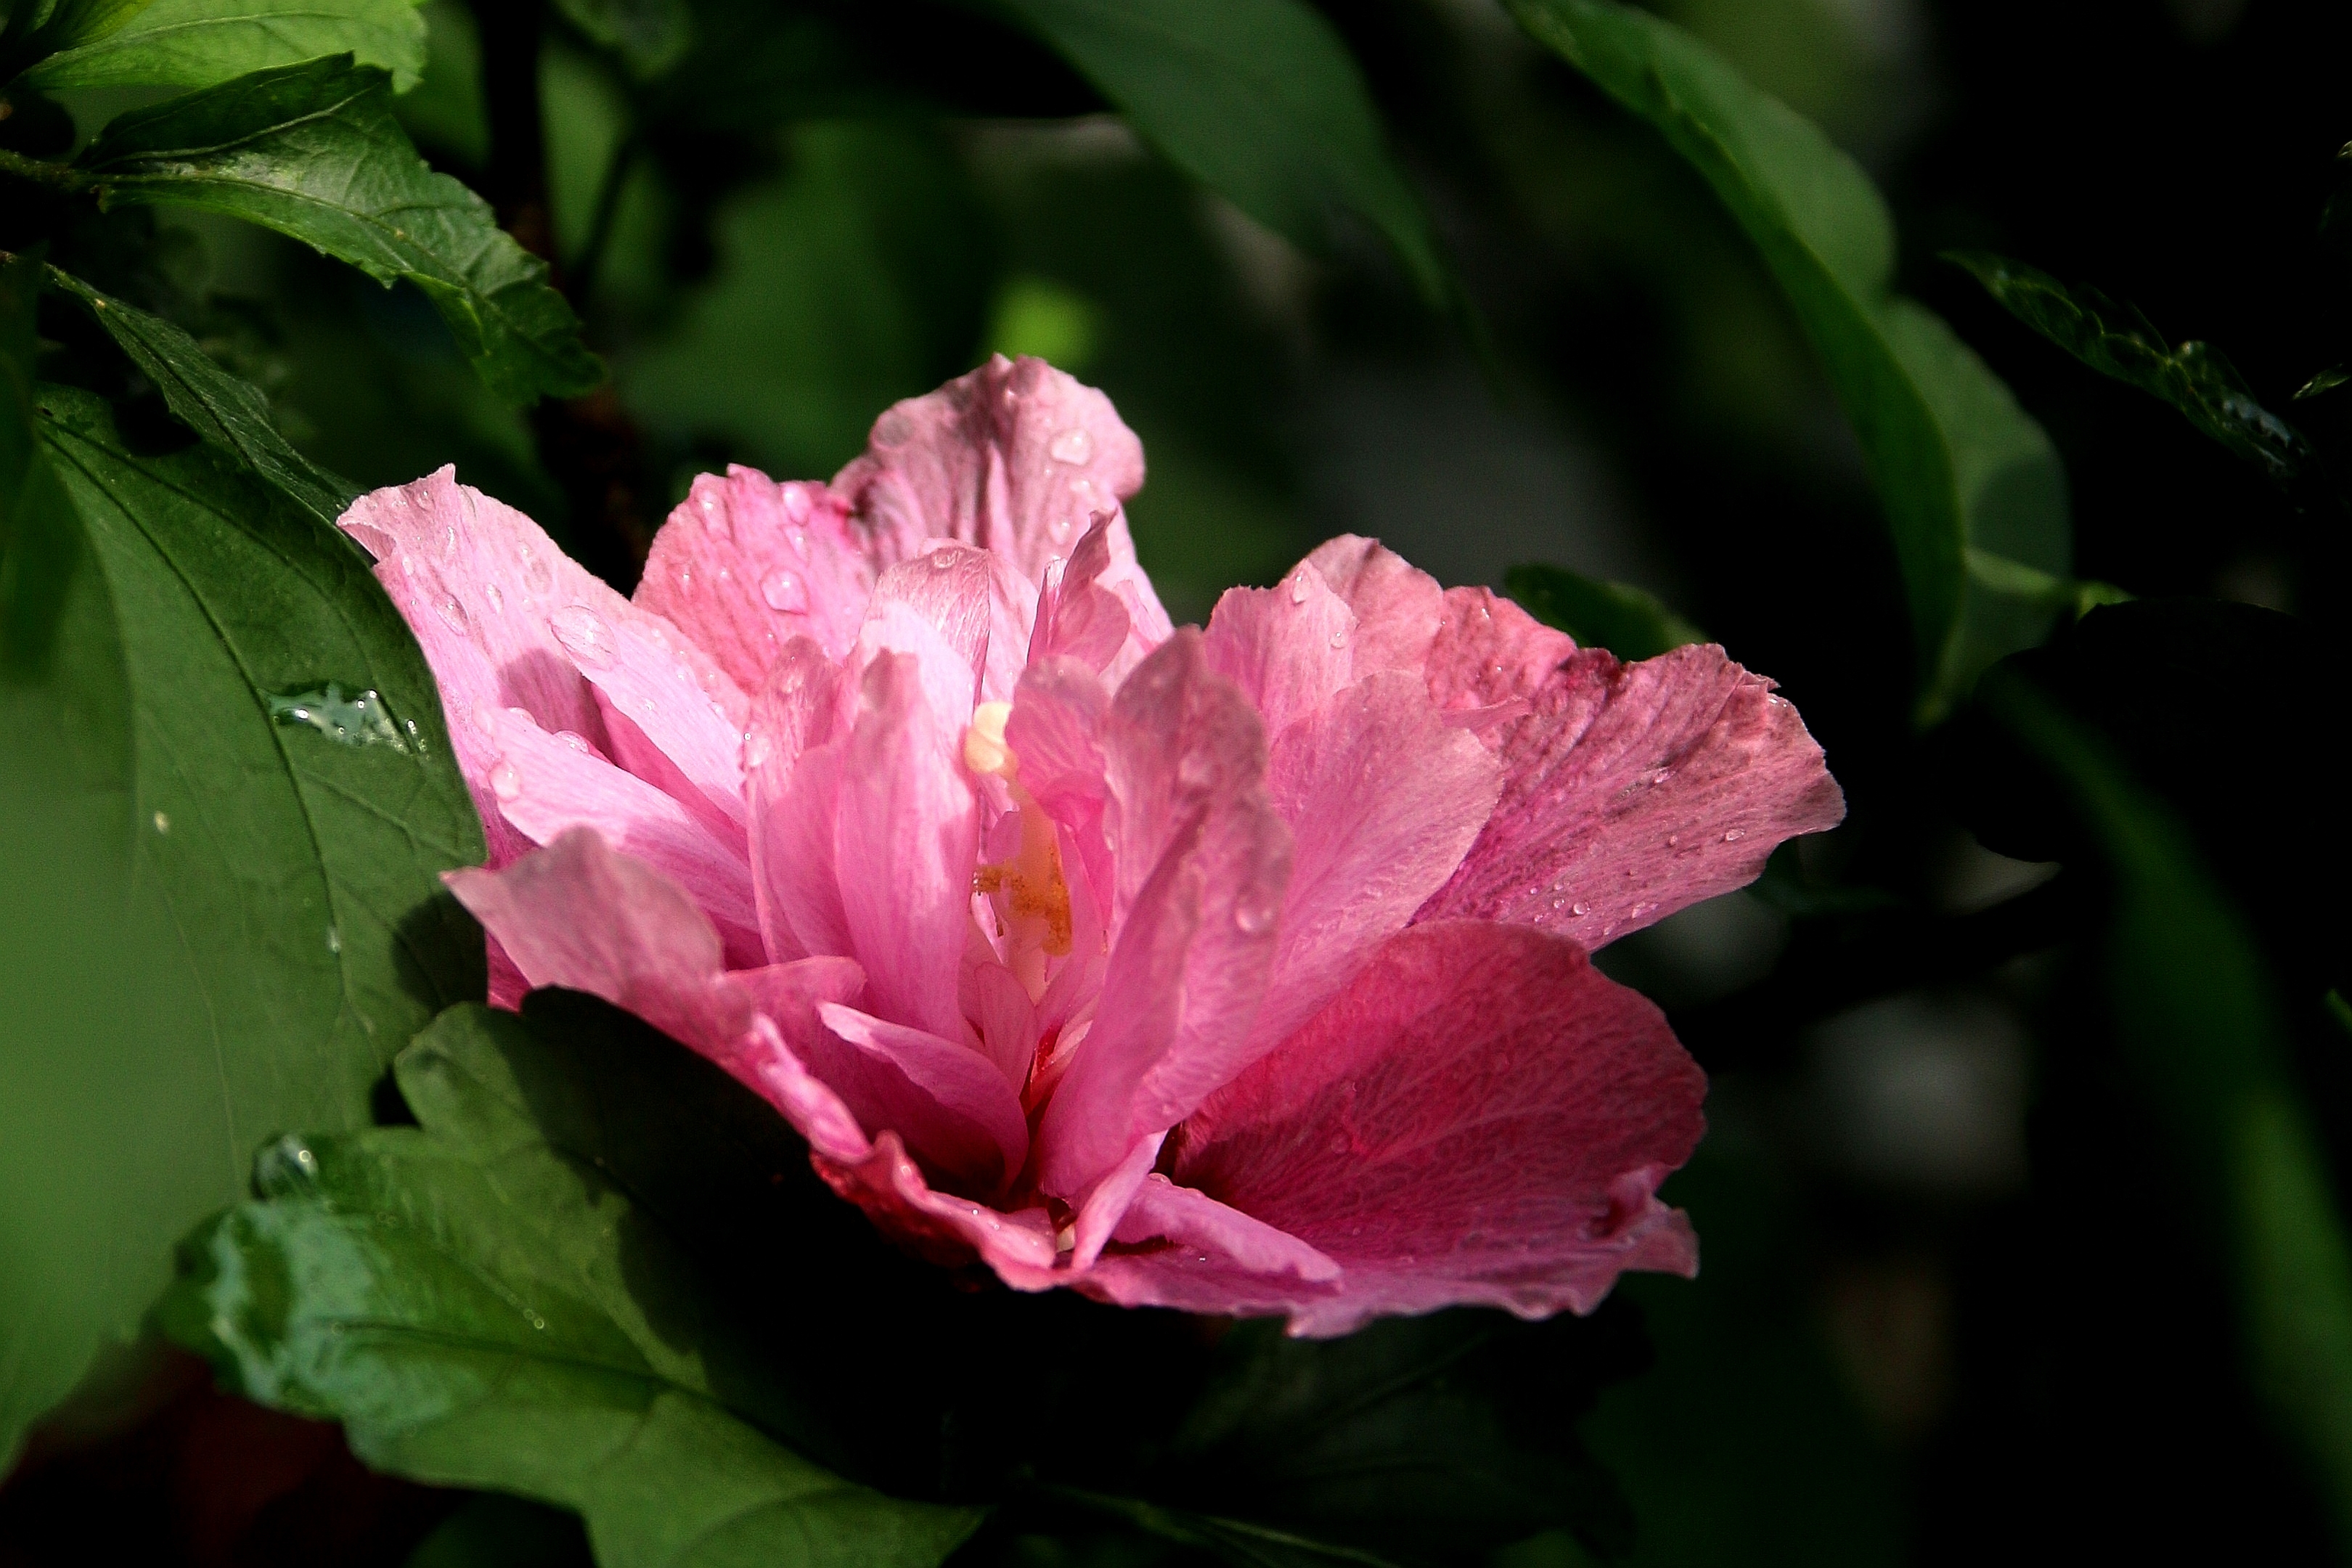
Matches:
[[269, 684, 413, 754]]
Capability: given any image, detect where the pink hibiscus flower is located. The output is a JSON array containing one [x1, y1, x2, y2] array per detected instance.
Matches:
[[342, 356, 1842, 1336]]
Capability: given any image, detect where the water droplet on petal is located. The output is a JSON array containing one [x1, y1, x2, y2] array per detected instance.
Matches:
[[782, 483, 812, 523], [489, 759, 521, 799], [1233, 889, 1278, 935], [930, 550, 958, 571], [1723, 828, 1744, 841], [1667, 833, 1679, 846], [549, 605, 616, 669], [1049, 427, 1093, 464], [744, 730, 774, 769], [519, 547, 552, 597], [760, 568, 807, 611], [434, 594, 468, 634], [1328, 626, 1348, 649], [484, 583, 504, 613], [555, 730, 594, 754], [1290, 573, 1312, 604], [1570, 900, 1589, 916]]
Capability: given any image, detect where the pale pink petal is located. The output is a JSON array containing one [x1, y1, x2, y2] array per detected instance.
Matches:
[[1305, 535, 1444, 679], [475, 707, 761, 965], [1168, 920, 1705, 1336], [1251, 671, 1500, 1051], [1034, 632, 1291, 1199], [1425, 587, 1578, 711], [1028, 518, 1134, 678], [865, 546, 995, 696], [965, 960, 1037, 1087], [1066, 1131, 1164, 1270], [444, 828, 749, 1058], [831, 356, 1165, 630], [1107, 1173, 1340, 1282], [635, 465, 873, 685], [744, 642, 849, 963], [707, 956, 865, 1097], [1201, 568, 1356, 740], [812, 1003, 1029, 1196], [1418, 637, 1845, 947], [560, 608, 748, 833], [833, 649, 980, 1042]]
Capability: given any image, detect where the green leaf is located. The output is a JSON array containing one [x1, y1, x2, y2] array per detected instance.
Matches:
[[160, 998, 982, 1568], [1983, 670, 2352, 1551], [2, 363, 482, 1465], [44, 264, 357, 523], [0, 0, 156, 75], [1503, 0, 2071, 724], [79, 56, 602, 404], [551, 0, 688, 79], [1948, 250, 2325, 500], [987, 0, 1447, 308], [15, 0, 428, 94], [1504, 562, 1705, 661], [1042, 1487, 1407, 1568]]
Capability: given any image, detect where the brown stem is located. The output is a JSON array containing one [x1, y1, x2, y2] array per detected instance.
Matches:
[[470, 0, 651, 589]]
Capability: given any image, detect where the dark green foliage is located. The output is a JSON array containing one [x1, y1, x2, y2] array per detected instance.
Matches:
[[1505, 563, 1704, 661], [78, 56, 601, 404], [12, 0, 428, 93], [1, 361, 483, 1466], [1505, 0, 2071, 722], [1948, 251, 2329, 505]]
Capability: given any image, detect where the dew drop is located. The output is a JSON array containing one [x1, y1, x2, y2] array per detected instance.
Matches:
[[1233, 889, 1278, 935], [549, 605, 616, 669], [1290, 573, 1312, 604], [782, 483, 812, 523], [1328, 626, 1348, 649], [519, 546, 552, 597], [326, 926, 342, 955], [484, 583, 505, 613], [745, 730, 775, 769], [1667, 833, 1679, 846], [1570, 900, 1589, 916], [1049, 427, 1093, 464], [434, 594, 468, 634], [152, 810, 170, 835], [489, 759, 521, 799], [555, 730, 594, 755], [760, 568, 807, 612], [1723, 828, 1744, 841], [930, 550, 958, 571], [437, 522, 460, 565]]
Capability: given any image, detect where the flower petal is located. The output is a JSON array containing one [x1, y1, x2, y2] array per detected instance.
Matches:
[[745, 640, 849, 962], [1034, 632, 1291, 1199], [1108, 1173, 1341, 1281], [831, 355, 1167, 637], [812, 1003, 1029, 1196], [635, 465, 874, 686], [1201, 567, 1356, 740], [1251, 670, 1501, 1051], [1170, 919, 1705, 1337], [1418, 619, 1845, 947], [1305, 534, 1444, 679], [475, 707, 761, 965]]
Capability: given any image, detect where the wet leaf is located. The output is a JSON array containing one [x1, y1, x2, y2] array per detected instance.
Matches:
[[1504, 0, 2072, 723], [79, 56, 602, 404], [15, 0, 428, 94], [158, 996, 981, 1568], [1948, 250, 2327, 501], [44, 264, 356, 524]]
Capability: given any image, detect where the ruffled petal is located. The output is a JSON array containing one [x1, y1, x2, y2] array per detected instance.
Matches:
[[1251, 671, 1501, 1052], [635, 465, 874, 685], [1169, 920, 1705, 1337], [1418, 621, 1845, 947], [1304, 535, 1444, 680], [1034, 632, 1291, 1199], [809, 1003, 1029, 1196], [1201, 566, 1356, 740]]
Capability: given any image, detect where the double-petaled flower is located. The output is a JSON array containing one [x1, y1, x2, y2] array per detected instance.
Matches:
[[343, 357, 1842, 1336]]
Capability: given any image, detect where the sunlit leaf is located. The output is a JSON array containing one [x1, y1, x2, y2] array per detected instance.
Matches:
[[1948, 250, 2326, 502], [1, 355, 481, 1465], [1505, 561, 1705, 661], [989, 0, 1448, 308], [159, 996, 983, 1568], [1983, 669, 2352, 1545], [1504, 0, 2071, 723], [15, 0, 428, 94], [44, 264, 356, 523], [79, 56, 602, 404]]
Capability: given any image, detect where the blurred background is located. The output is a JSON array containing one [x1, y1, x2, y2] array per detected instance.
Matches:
[[9, 0, 2352, 1561]]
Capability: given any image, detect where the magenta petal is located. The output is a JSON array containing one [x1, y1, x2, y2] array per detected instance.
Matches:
[[1201, 568, 1356, 740], [636, 465, 874, 686], [1034, 632, 1291, 1199], [812, 1003, 1029, 1196], [1419, 635, 1845, 947], [1251, 671, 1501, 1051], [1426, 586, 1579, 710], [1109, 1175, 1341, 1281], [1169, 919, 1704, 1336], [813, 1132, 1062, 1281], [1305, 535, 1445, 679], [745, 641, 849, 963], [475, 706, 761, 965], [833, 354, 1151, 584], [833, 648, 980, 1042]]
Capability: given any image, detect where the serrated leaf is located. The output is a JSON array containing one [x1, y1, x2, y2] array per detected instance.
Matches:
[[1948, 250, 2326, 501], [1504, 0, 2071, 723], [45, 264, 356, 523], [989, 0, 1447, 308], [78, 55, 601, 404], [3, 362, 482, 1466], [0, 0, 156, 75], [1504, 561, 1705, 661], [1983, 670, 2352, 1549], [15, 0, 428, 94], [158, 997, 981, 1568]]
